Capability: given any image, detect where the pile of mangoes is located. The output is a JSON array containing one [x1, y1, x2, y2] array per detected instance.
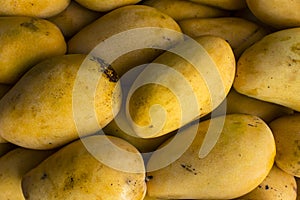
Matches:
[[0, 0, 299, 199]]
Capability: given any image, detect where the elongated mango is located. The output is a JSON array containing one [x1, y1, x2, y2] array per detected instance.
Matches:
[[210, 89, 294, 123], [234, 28, 300, 111], [0, 0, 70, 18], [235, 165, 297, 200], [246, 0, 300, 28], [0, 54, 121, 149], [127, 36, 235, 138], [269, 114, 300, 177], [179, 17, 268, 57], [0, 148, 53, 200], [75, 0, 141, 12], [0, 17, 66, 84], [48, 1, 102, 38], [0, 84, 11, 143], [188, 0, 247, 10], [143, 0, 229, 21], [68, 5, 183, 77], [22, 135, 146, 200], [146, 114, 276, 199]]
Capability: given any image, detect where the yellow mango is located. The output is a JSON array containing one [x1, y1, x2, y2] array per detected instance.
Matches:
[[0, 0, 70, 18], [179, 17, 268, 57], [127, 36, 235, 138], [0, 148, 53, 200], [188, 0, 247, 10], [146, 114, 276, 199], [143, 0, 229, 21], [0, 54, 121, 149], [210, 89, 294, 123], [22, 135, 146, 200], [75, 0, 141, 12], [68, 5, 183, 77], [0, 17, 66, 84], [235, 165, 297, 200], [246, 0, 300, 28], [48, 1, 102, 38], [269, 114, 300, 177], [234, 28, 300, 111]]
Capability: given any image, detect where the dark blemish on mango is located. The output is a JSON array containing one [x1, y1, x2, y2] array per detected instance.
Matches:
[[20, 19, 39, 32], [63, 176, 75, 191], [162, 36, 171, 42], [247, 123, 257, 127], [258, 185, 262, 189], [265, 185, 269, 190], [40, 173, 48, 180], [291, 43, 300, 55], [160, 15, 166, 19], [145, 175, 153, 182], [90, 56, 119, 82], [126, 179, 137, 186], [180, 164, 198, 175]]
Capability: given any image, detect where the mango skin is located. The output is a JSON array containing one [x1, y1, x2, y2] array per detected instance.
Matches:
[[0, 0, 70, 18], [209, 88, 294, 123], [0, 84, 12, 143], [234, 27, 300, 111], [21, 135, 146, 200], [0, 148, 53, 200], [103, 115, 175, 153], [246, 0, 300, 28], [0, 17, 66, 84], [146, 114, 276, 199], [68, 5, 183, 77], [188, 0, 247, 10], [0, 54, 121, 150], [143, 0, 229, 21], [75, 0, 141, 12], [179, 17, 268, 57], [128, 36, 235, 138], [269, 114, 300, 178], [235, 165, 297, 200], [48, 1, 102, 38]]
